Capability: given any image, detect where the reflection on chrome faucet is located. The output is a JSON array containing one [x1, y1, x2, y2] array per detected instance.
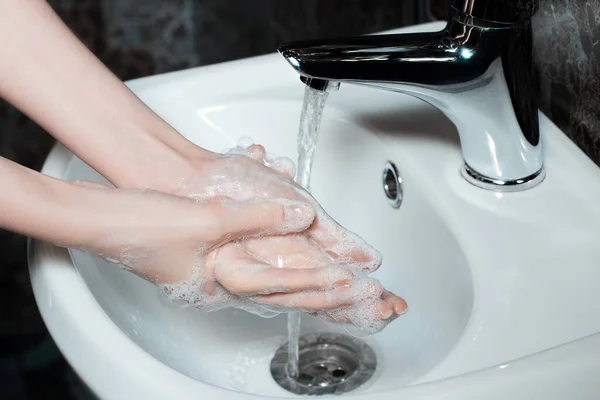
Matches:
[[279, 0, 544, 192]]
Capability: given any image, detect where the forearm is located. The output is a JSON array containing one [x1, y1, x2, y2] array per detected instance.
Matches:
[[0, 156, 93, 247], [0, 0, 208, 190]]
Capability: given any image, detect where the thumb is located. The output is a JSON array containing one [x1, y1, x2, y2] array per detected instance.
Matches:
[[215, 199, 315, 240]]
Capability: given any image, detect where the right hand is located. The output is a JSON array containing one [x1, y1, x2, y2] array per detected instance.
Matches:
[[70, 182, 349, 309], [210, 233, 408, 331], [169, 143, 383, 273], [70, 181, 406, 329], [164, 143, 408, 329]]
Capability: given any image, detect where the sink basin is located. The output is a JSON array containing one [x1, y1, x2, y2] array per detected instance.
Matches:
[[29, 21, 600, 399], [62, 80, 474, 396]]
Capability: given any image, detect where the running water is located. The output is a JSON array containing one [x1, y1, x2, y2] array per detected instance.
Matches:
[[295, 87, 330, 192], [287, 85, 330, 377]]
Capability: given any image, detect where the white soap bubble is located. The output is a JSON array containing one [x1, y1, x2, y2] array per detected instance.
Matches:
[[151, 139, 392, 335], [236, 136, 255, 148]]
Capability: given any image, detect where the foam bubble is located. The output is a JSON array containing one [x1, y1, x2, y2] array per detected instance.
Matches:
[[266, 155, 297, 178], [315, 264, 354, 285], [158, 290, 189, 310], [149, 140, 395, 334], [266, 198, 316, 235], [236, 136, 255, 148]]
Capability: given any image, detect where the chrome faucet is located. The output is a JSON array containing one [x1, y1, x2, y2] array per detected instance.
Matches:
[[278, 0, 543, 192]]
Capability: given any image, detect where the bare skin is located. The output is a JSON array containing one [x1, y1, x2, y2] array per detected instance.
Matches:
[[0, 0, 407, 324]]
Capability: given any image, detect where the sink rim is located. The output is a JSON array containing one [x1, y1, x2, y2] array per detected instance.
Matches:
[[28, 20, 600, 400]]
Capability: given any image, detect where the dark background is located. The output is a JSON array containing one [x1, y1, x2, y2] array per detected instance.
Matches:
[[0, 1, 597, 398]]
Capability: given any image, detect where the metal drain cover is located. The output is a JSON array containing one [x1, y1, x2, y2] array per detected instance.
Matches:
[[270, 333, 377, 395]]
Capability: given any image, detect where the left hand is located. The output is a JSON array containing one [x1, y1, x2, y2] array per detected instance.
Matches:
[[208, 230, 408, 325], [155, 142, 408, 328], [168, 143, 383, 272]]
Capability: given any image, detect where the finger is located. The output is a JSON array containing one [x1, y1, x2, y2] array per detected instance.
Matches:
[[376, 298, 395, 320], [212, 244, 353, 295], [312, 302, 391, 325], [310, 291, 407, 324], [243, 234, 332, 269], [217, 264, 353, 296], [202, 280, 217, 296], [269, 156, 296, 179], [309, 209, 383, 272], [382, 290, 408, 317], [311, 312, 351, 324], [201, 253, 218, 296], [247, 144, 266, 162], [250, 286, 353, 310], [214, 200, 316, 241], [289, 190, 382, 271]]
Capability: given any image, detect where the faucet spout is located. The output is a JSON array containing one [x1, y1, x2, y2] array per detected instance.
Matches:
[[279, 30, 476, 85], [278, 6, 544, 191]]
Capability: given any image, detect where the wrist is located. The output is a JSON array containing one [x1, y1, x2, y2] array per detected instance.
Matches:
[[100, 122, 215, 193]]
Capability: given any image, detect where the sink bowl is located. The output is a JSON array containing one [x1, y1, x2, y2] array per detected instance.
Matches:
[[29, 21, 600, 399], [62, 83, 474, 396]]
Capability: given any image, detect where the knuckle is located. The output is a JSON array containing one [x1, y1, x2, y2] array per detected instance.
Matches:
[[258, 204, 284, 229]]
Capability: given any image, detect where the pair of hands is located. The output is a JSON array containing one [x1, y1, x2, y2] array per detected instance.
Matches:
[[0, 0, 406, 332], [77, 142, 407, 331]]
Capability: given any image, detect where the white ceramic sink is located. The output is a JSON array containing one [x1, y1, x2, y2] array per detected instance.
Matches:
[[29, 22, 600, 399]]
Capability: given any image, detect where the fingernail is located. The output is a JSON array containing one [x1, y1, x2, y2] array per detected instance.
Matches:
[[316, 266, 354, 291], [326, 250, 339, 259], [394, 302, 408, 315], [380, 303, 394, 319], [333, 279, 352, 289], [335, 284, 351, 293], [361, 249, 383, 272], [284, 203, 315, 229]]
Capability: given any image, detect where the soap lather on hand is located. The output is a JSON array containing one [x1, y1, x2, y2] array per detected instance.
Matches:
[[158, 140, 408, 335]]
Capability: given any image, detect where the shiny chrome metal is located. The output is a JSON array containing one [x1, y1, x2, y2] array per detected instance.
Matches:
[[270, 333, 376, 396], [278, 0, 543, 191], [300, 76, 340, 92], [461, 163, 546, 192], [383, 161, 403, 208]]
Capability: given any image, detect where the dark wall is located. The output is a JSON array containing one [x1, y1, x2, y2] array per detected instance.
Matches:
[[0, 1, 411, 399], [533, 1, 600, 164]]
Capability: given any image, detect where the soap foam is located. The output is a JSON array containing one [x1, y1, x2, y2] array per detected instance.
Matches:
[[310, 207, 384, 273], [153, 138, 395, 335]]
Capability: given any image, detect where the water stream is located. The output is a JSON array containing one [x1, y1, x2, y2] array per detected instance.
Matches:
[[287, 85, 330, 377]]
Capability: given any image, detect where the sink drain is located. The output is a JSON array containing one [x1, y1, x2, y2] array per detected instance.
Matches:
[[270, 333, 376, 395]]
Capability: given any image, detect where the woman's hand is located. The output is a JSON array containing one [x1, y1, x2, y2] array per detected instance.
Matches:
[[145, 141, 409, 330], [168, 142, 382, 273], [0, 0, 407, 332], [214, 233, 409, 332], [72, 183, 407, 331], [70, 182, 357, 306]]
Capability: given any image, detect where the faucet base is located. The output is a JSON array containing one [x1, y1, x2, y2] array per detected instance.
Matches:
[[461, 164, 546, 192]]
